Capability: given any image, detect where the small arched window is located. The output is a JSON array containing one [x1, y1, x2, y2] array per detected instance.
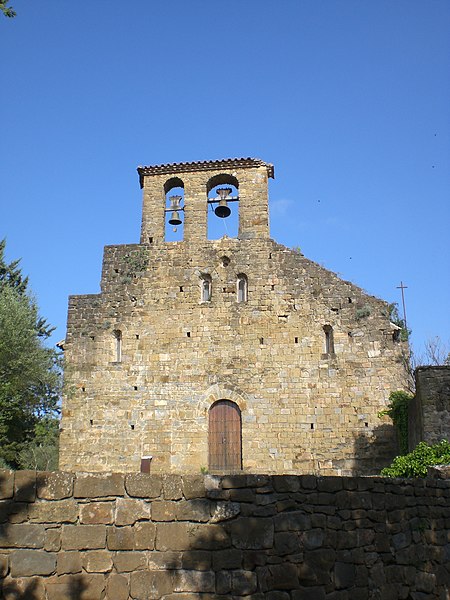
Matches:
[[201, 274, 212, 302], [237, 274, 248, 303], [164, 177, 184, 242], [113, 329, 122, 362], [323, 325, 335, 355]]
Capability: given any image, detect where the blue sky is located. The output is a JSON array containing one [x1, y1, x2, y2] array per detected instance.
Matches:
[[1, 0, 449, 358]]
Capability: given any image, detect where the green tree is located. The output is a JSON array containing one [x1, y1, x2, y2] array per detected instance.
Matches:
[[0, 242, 61, 468], [378, 390, 413, 455], [0, 1, 15, 18]]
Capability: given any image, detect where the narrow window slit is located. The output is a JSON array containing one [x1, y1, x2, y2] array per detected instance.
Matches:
[[187, 331, 191, 338], [295, 337, 299, 344]]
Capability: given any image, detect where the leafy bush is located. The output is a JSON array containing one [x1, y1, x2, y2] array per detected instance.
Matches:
[[381, 440, 450, 478], [378, 390, 413, 454]]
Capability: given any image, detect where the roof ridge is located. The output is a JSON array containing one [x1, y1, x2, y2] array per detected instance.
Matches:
[[137, 157, 274, 187]]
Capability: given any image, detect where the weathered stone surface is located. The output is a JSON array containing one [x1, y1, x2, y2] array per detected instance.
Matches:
[[210, 501, 240, 523], [2, 575, 46, 599], [134, 522, 156, 549], [14, 470, 36, 502], [107, 526, 135, 551], [0, 523, 45, 548], [212, 548, 243, 570], [232, 569, 257, 595], [115, 497, 151, 525], [176, 499, 211, 522], [151, 500, 177, 521], [125, 474, 162, 498], [181, 550, 211, 570], [148, 550, 182, 570], [10, 549, 56, 577], [36, 472, 73, 500], [130, 570, 174, 599], [182, 476, 206, 499], [0, 470, 14, 499], [173, 569, 215, 593], [0, 500, 28, 523], [0, 553, 8, 576], [45, 528, 61, 552], [28, 499, 78, 523], [74, 473, 124, 498], [45, 573, 106, 600], [106, 573, 129, 600], [190, 524, 231, 550], [156, 522, 193, 551], [80, 501, 114, 524], [230, 517, 274, 549], [82, 550, 113, 572], [57, 551, 82, 574], [113, 550, 147, 572], [163, 474, 183, 500], [334, 561, 356, 589], [61, 525, 106, 550]]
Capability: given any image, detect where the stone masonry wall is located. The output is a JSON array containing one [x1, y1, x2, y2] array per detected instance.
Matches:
[[409, 366, 450, 450], [0, 470, 449, 599], [60, 158, 408, 475]]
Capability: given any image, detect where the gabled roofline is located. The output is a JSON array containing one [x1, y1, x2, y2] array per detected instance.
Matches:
[[137, 157, 274, 188]]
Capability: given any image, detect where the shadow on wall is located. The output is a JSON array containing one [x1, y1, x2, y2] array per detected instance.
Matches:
[[351, 423, 398, 475], [0, 471, 87, 600]]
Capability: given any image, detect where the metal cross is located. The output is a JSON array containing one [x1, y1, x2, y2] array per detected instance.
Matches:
[[396, 281, 408, 332]]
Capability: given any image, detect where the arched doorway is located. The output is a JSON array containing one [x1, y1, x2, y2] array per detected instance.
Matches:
[[208, 400, 242, 471]]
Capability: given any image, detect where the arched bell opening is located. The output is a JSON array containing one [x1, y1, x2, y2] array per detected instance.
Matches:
[[164, 177, 184, 242], [208, 400, 242, 472], [206, 174, 239, 240]]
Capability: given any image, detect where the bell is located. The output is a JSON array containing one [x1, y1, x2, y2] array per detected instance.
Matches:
[[214, 188, 232, 218], [168, 210, 182, 225]]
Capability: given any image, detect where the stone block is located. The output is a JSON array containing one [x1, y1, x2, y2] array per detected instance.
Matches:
[[0, 500, 28, 523], [156, 522, 193, 551], [74, 473, 124, 497], [10, 549, 56, 577], [173, 569, 215, 593], [125, 474, 162, 498], [28, 499, 78, 523], [0, 553, 8, 576], [57, 551, 82, 574], [62, 525, 106, 550], [182, 475, 205, 499], [80, 501, 114, 524], [216, 570, 231, 594], [2, 575, 46, 599], [334, 561, 356, 589], [274, 511, 311, 532], [113, 550, 147, 572], [181, 550, 211, 570], [272, 475, 300, 492], [107, 526, 135, 550], [210, 500, 240, 523], [274, 531, 301, 555], [0, 523, 45, 548], [45, 527, 61, 551], [221, 474, 248, 489], [212, 548, 243, 570], [45, 573, 106, 600], [190, 524, 231, 550], [230, 517, 274, 549], [106, 573, 129, 600], [163, 474, 183, 500], [176, 499, 211, 522], [232, 569, 257, 595], [36, 471, 73, 499], [82, 550, 113, 573], [135, 521, 156, 549], [151, 500, 177, 521], [14, 470, 36, 502], [115, 497, 151, 525], [130, 570, 174, 599], [148, 550, 182, 570], [0, 470, 14, 499]]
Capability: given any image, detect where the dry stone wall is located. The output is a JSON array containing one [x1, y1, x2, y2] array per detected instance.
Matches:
[[0, 470, 449, 599]]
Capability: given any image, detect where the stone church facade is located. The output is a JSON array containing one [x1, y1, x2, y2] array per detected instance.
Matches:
[[59, 158, 407, 475]]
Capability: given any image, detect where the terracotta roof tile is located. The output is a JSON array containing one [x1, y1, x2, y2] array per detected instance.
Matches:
[[137, 157, 274, 188]]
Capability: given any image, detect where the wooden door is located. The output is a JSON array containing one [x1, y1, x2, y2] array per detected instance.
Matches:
[[208, 400, 242, 471]]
